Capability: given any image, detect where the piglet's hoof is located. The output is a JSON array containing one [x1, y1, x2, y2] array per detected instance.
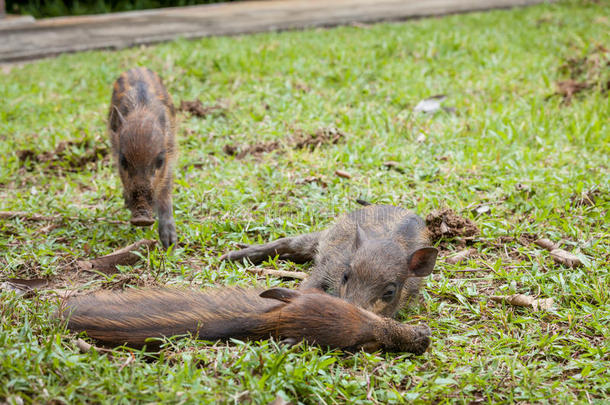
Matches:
[[410, 324, 431, 355], [130, 216, 155, 227]]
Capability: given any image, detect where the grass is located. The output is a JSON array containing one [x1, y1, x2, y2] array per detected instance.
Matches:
[[1, 0, 609, 403]]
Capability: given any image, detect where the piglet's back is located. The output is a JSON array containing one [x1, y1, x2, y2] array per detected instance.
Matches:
[[109, 67, 175, 134]]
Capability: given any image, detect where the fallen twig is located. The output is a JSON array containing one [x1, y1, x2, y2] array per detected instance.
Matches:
[[0, 211, 59, 221], [75, 338, 97, 353], [0, 211, 127, 225], [246, 268, 308, 280], [444, 268, 487, 273], [74, 338, 112, 354], [119, 352, 136, 371]]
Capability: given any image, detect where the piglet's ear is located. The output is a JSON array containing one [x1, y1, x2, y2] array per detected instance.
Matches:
[[407, 247, 438, 277], [113, 105, 126, 126], [353, 225, 367, 250], [260, 288, 301, 303]]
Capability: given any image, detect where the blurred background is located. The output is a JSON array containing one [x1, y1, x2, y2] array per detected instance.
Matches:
[[5, 0, 238, 18]]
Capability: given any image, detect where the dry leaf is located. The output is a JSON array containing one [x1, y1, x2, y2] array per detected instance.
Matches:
[[4, 278, 48, 289], [550, 249, 582, 268], [295, 176, 327, 188], [78, 239, 157, 274], [490, 294, 554, 311], [335, 169, 352, 179], [533, 238, 582, 267], [414, 95, 446, 113], [473, 205, 491, 215], [0, 278, 48, 297], [534, 238, 558, 251], [445, 249, 475, 265]]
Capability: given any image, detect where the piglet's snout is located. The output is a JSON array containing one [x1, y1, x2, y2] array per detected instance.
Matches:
[[128, 188, 154, 227]]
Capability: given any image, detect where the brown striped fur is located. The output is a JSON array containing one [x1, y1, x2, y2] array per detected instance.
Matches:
[[222, 205, 438, 318], [109, 67, 177, 248], [63, 287, 430, 354]]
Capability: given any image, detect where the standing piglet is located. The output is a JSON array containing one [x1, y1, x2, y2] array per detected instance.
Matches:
[[108, 67, 177, 249]]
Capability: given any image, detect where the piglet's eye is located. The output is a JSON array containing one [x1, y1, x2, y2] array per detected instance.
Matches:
[[342, 271, 350, 284], [382, 283, 397, 302], [155, 153, 165, 169], [119, 154, 128, 170]]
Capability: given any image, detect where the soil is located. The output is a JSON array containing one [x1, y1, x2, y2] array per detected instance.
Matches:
[[179, 99, 225, 118], [222, 140, 281, 159], [555, 80, 590, 104], [555, 44, 609, 104], [222, 127, 346, 159], [570, 188, 604, 207], [17, 137, 109, 171], [292, 127, 345, 150], [425, 208, 480, 242]]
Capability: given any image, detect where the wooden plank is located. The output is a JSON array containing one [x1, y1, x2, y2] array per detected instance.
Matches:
[[0, 0, 551, 63]]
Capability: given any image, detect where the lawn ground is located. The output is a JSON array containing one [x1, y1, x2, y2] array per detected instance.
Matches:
[[0, 0, 609, 403]]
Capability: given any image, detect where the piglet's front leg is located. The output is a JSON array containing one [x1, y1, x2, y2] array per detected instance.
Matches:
[[157, 193, 176, 249]]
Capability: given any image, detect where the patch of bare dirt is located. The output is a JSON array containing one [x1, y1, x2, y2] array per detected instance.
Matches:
[[294, 176, 328, 188], [555, 44, 610, 104], [17, 137, 109, 171], [426, 208, 480, 243], [222, 127, 346, 159], [555, 80, 591, 104], [179, 99, 226, 118], [495, 233, 538, 248], [222, 140, 282, 159], [518, 233, 538, 245], [570, 187, 604, 207], [292, 127, 344, 150]]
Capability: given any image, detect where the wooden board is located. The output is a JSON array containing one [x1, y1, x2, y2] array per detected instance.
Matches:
[[0, 0, 550, 63]]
